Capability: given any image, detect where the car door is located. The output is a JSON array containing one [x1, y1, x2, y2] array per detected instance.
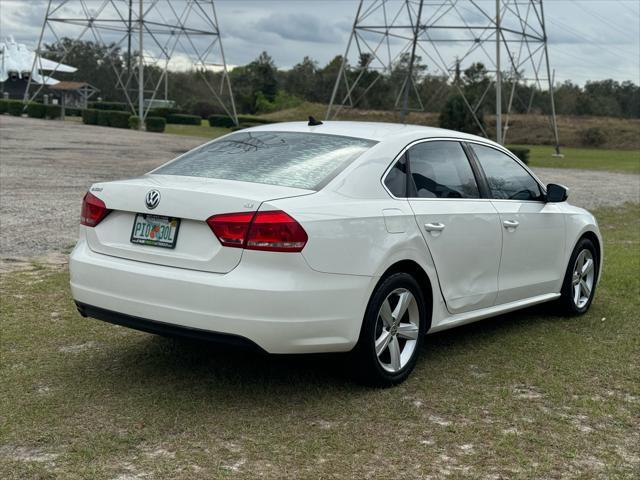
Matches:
[[469, 143, 566, 304], [401, 140, 502, 314]]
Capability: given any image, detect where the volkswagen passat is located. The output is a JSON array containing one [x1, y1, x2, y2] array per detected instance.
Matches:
[[70, 121, 602, 385]]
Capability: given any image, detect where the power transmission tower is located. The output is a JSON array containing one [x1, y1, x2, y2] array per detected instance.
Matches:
[[327, 0, 560, 151], [25, 0, 238, 127]]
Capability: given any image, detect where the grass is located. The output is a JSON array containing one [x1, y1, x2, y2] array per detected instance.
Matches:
[[511, 145, 640, 174], [1, 203, 639, 479]]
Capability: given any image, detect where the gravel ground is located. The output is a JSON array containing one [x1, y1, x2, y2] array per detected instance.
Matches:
[[1, 115, 639, 261]]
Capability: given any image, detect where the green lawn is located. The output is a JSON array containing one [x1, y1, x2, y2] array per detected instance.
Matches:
[[511, 145, 640, 174], [1, 204, 639, 479]]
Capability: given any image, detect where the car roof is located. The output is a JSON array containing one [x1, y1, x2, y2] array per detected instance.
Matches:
[[244, 120, 497, 146]]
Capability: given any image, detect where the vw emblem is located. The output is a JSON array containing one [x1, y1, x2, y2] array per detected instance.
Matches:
[[145, 189, 161, 210]]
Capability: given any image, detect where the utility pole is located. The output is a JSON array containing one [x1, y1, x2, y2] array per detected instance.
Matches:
[[495, 0, 502, 145], [138, 0, 144, 130]]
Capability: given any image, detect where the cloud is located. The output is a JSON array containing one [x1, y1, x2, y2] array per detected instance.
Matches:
[[254, 13, 347, 44]]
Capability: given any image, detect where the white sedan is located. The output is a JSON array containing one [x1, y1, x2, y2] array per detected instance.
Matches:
[[70, 121, 602, 385]]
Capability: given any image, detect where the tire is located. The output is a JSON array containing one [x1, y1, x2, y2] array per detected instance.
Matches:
[[350, 272, 427, 387], [558, 237, 599, 315]]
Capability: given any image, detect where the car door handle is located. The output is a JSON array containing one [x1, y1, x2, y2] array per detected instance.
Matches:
[[503, 220, 520, 229], [424, 222, 446, 232]]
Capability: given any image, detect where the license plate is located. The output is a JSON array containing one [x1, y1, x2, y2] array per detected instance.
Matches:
[[130, 214, 180, 249]]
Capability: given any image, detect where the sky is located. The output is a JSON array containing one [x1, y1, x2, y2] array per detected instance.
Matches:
[[1, 0, 638, 86]]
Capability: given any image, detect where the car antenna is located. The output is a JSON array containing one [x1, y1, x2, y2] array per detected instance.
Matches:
[[308, 116, 323, 126]]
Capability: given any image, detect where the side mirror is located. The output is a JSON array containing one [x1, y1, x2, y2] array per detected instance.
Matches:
[[546, 183, 569, 203]]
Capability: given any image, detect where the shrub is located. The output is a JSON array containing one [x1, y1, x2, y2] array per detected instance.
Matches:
[[128, 115, 141, 130], [579, 127, 606, 147], [208, 114, 236, 128], [108, 111, 131, 129], [166, 113, 201, 125], [65, 107, 81, 117], [145, 116, 166, 133], [97, 109, 111, 126], [439, 95, 484, 135], [82, 109, 98, 125], [508, 147, 530, 165], [254, 90, 302, 114], [26, 102, 46, 119], [0, 99, 8, 114], [89, 101, 129, 111], [45, 104, 62, 119], [7, 100, 24, 116]]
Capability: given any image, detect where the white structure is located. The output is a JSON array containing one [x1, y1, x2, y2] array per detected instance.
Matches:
[[0, 36, 76, 89]]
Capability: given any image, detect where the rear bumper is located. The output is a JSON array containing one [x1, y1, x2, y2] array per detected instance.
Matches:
[[69, 239, 374, 353], [75, 302, 264, 351]]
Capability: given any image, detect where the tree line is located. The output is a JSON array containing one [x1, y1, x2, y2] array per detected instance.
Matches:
[[42, 39, 640, 122]]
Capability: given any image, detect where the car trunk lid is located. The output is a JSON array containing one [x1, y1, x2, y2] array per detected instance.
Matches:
[[85, 175, 314, 273]]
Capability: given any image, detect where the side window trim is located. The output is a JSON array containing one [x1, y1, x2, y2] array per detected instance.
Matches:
[[381, 137, 532, 201], [405, 139, 481, 200], [461, 142, 491, 199]]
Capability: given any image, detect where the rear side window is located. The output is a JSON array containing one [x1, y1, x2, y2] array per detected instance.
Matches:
[[471, 144, 543, 201], [384, 154, 408, 197], [154, 131, 377, 190], [407, 141, 480, 199]]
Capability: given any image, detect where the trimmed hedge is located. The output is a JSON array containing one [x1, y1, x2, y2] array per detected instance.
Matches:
[[89, 101, 128, 111], [97, 110, 111, 126], [27, 103, 46, 119], [0, 99, 8, 114], [128, 115, 141, 130], [208, 114, 235, 128], [166, 113, 201, 125], [82, 109, 98, 125], [45, 104, 62, 119], [109, 111, 131, 129], [7, 100, 24, 116], [509, 147, 530, 165], [145, 116, 166, 133]]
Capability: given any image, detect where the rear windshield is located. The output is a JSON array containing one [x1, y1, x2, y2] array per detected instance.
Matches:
[[153, 131, 377, 190]]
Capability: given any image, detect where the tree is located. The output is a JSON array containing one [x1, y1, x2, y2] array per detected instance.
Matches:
[[41, 39, 126, 100], [439, 94, 484, 134]]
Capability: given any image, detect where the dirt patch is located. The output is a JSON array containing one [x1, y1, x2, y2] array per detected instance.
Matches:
[[0, 445, 60, 463]]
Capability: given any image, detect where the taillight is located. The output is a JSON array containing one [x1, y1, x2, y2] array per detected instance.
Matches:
[[206, 212, 254, 248], [207, 210, 308, 252], [81, 192, 110, 227]]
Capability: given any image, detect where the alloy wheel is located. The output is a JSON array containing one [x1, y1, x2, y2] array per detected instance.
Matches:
[[374, 288, 420, 373], [572, 249, 595, 309]]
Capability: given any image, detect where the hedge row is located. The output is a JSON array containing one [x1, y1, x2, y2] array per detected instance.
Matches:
[[0, 100, 26, 116], [88, 101, 129, 111], [82, 109, 131, 129], [0, 100, 63, 119]]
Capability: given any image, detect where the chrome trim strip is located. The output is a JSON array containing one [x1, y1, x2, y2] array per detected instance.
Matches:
[[380, 136, 547, 201]]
